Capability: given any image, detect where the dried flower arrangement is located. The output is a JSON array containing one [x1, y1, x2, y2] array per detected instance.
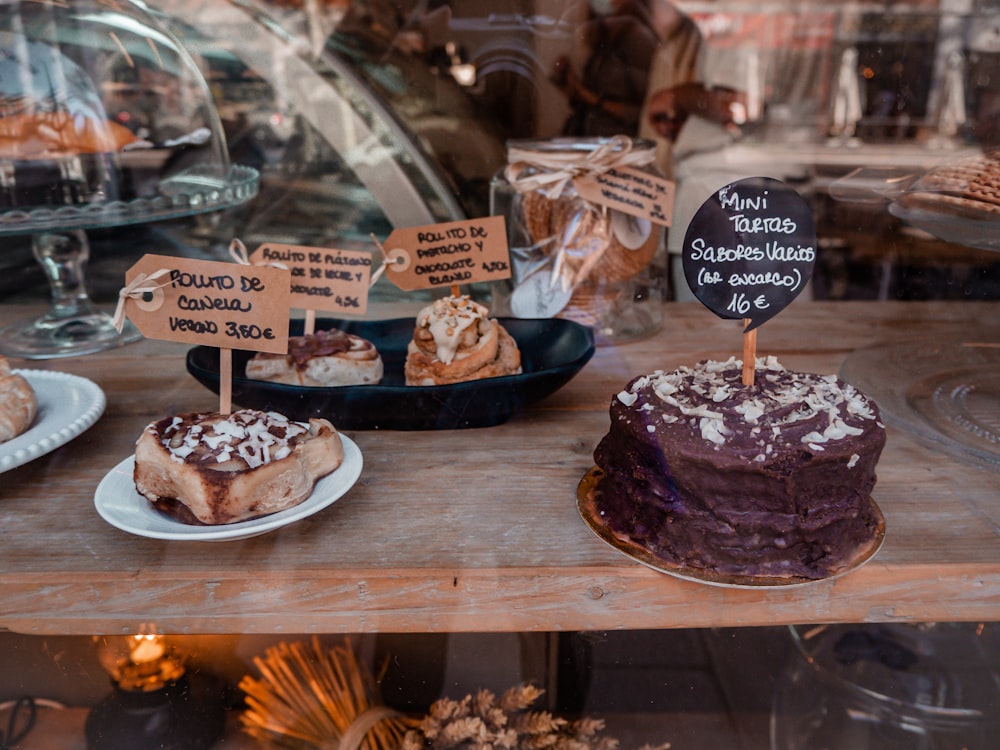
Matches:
[[401, 683, 668, 750], [239, 639, 668, 750]]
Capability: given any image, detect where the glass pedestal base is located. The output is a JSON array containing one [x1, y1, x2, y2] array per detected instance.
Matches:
[[0, 309, 141, 359]]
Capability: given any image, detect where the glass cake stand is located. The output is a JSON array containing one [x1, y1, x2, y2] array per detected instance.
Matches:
[[0, 0, 260, 358], [833, 164, 1000, 472], [0, 165, 259, 359], [841, 337, 1000, 472]]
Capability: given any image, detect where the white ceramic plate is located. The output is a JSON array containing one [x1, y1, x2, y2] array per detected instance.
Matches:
[[0, 370, 106, 473], [94, 435, 362, 541]]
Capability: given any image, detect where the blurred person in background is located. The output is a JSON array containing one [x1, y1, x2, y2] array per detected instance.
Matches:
[[553, 0, 747, 300], [553, 0, 743, 153], [552, 0, 661, 136], [640, 0, 748, 300]]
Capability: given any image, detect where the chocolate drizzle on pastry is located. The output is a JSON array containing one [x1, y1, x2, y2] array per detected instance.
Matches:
[[287, 329, 354, 366], [246, 329, 383, 387], [154, 410, 308, 469]]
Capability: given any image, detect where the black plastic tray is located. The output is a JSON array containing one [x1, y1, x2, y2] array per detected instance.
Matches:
[[186, 317, 595, 430]]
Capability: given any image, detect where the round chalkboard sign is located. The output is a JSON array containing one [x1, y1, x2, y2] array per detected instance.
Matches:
[[682, 177, 816, 332]]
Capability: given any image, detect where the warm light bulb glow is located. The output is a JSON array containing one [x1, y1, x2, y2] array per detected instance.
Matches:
[[96, 630, 185, 692], [130, 633, 166, 664], [450, 63, 477, 87]]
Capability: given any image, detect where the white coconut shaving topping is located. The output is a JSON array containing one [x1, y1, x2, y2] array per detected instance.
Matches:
[[678, 403, 723, 420], [171, 444, 196, 460], [700, 416, 729, 445], [622, 357, 879, 449], [617, 390, 638, 406], [202, 433, 231, 451], [712, 385, 731, 402], [735, 399, 765, 424], [633, 374, 654, 391], [159, 409, 306, 469]]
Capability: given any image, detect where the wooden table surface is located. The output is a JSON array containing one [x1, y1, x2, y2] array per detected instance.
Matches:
[[1, 300, 998, 635]]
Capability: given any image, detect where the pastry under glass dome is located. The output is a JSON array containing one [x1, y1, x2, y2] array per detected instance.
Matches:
[[0, 0, 258, 358]]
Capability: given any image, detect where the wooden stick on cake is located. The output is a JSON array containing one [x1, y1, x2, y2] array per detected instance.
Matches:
[[218, 350, 233, 414], [742, 318, 757, 386]]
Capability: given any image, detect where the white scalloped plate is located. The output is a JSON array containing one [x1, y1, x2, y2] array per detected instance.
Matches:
[[94, 435, 362, 541], [0, 370, 106, 472]]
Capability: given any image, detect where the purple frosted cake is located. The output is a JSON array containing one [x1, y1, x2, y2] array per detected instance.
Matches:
[[591, 357, 886, 580]]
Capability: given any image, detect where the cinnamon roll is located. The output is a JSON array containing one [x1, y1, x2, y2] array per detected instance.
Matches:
[[133, 409, 343, 525], [0, 356, 37, 444], [404, 295, 522, 386], [246, 328, 383, 387]]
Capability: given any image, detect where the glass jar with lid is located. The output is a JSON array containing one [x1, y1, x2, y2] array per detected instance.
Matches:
[[490, 136, 667, 344]]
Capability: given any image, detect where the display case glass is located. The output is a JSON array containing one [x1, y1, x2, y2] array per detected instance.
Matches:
[[0, 0, 259, 359]]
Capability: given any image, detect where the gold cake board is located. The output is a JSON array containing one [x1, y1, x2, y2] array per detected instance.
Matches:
[[577, 467, 885, 589]]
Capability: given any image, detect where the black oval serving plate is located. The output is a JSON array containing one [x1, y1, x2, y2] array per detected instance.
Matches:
[[186, 317, 595, 430]]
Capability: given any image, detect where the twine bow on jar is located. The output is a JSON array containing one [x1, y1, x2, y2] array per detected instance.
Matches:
[[503, 135, 655, 198]]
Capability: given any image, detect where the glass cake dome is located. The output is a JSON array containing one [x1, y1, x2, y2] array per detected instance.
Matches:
[[0, 0, 258, 358]]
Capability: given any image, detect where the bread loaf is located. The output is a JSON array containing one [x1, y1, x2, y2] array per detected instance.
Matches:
[[0, 356, 37, 444]]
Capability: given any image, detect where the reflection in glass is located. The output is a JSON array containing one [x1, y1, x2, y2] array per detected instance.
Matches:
[[0, 0, 256, 358], [772, 623, 1000, 750]]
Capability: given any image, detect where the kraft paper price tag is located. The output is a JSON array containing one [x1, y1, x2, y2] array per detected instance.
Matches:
[[574, 166, 675, 227], [121, 254, 290, 353], [682, 177, 816, 333], [251, 243, 372, 315], [382, 215, 510, 291]]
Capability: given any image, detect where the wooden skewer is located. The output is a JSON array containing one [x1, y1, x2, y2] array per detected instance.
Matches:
[[219, 349, 233, 414], [304, 308, 317, 337], [742, 319, 757, 387]]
